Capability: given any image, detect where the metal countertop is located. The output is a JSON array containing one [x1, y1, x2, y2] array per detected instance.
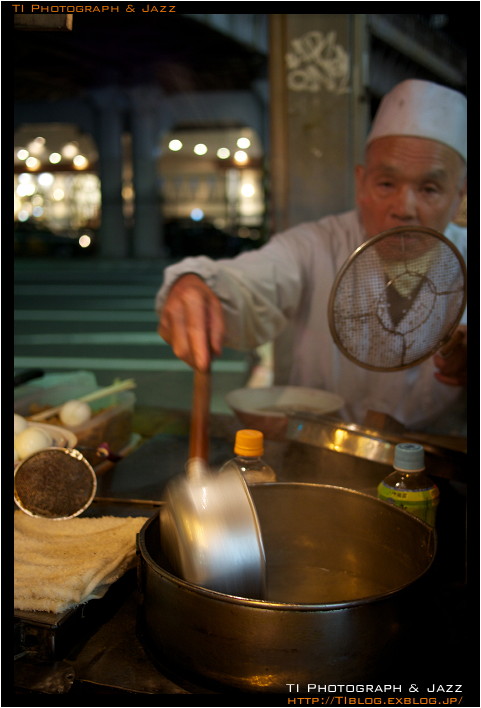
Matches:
[[13, 429, 473, 701]]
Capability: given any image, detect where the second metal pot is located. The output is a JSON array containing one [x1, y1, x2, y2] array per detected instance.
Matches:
[[159, 368, 266, 598], [159, 457, 266, 598]]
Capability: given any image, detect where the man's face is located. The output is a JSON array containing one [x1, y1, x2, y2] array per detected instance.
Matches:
[[355, 136, 466, 239]]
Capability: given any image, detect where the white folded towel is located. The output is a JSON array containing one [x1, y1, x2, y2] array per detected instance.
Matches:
[[14, 510, 148, 613]]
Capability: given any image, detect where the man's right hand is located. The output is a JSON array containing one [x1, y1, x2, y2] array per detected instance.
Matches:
[[158, 274, 225, 372]]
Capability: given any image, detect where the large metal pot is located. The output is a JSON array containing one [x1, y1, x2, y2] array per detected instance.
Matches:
[[286, 414, 467, 481], [137, 483, 435, 693]]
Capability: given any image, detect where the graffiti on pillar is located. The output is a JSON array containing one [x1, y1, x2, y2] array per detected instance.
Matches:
[[286, 30, 350, 94]]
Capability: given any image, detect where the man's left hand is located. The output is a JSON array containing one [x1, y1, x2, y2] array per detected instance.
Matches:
[[433, 325, 467, 386]]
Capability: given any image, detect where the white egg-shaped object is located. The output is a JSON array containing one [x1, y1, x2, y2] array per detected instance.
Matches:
[[59, 400, 92, 427], [14, 413, 29, 436], [14, 426, 52, 460]]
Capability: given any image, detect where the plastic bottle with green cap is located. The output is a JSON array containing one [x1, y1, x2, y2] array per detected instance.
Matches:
[[377, 442, 439, 526], [221, 429, 277, 485]]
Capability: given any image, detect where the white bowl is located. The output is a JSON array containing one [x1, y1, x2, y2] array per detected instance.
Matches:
[[225, 386, 344, 440]]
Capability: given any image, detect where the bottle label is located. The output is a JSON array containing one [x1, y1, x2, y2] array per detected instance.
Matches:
[[377, 482, 439, 526]]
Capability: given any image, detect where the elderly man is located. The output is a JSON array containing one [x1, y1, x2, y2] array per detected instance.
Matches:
[[156, 79, 467, 434]]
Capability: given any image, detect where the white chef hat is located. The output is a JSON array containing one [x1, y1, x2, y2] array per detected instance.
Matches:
[[366, 79, 467, 162]]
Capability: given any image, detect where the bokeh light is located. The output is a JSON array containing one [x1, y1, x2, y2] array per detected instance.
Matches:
[[233, 150, 248, 164], [73, 155, 89, 169], [190, 208, 204, 221]]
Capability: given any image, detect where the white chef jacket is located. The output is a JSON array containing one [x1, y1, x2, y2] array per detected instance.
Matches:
[[156, 210, 467, 434]]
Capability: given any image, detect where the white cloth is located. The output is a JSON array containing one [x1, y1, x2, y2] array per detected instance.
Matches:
[[14, 511, 148, 613], [156, 210, 467, 434]]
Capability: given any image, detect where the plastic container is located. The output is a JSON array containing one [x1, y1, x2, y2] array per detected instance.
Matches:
[[14, 371, 99, 412], [377, 442, 439, 526], [221, 429, 277, 485], [14, 371, 135, 467]]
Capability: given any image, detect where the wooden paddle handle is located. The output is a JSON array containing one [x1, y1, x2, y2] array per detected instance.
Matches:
[[189, 368, 211, 462]]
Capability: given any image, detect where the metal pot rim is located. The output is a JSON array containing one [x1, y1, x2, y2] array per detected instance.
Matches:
[[138, 482, 436, 611], [286, 414, 466, 470]]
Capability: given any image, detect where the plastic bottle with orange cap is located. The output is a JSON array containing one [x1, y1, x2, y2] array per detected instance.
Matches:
[[221, 429, 277, 485]]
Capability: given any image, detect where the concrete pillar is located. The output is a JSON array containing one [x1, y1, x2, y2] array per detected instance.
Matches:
[[89, 86, 128, 258], [128, 85, 166, 258], [268, 14, 369, 385], [268, 14, 369, 233]]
